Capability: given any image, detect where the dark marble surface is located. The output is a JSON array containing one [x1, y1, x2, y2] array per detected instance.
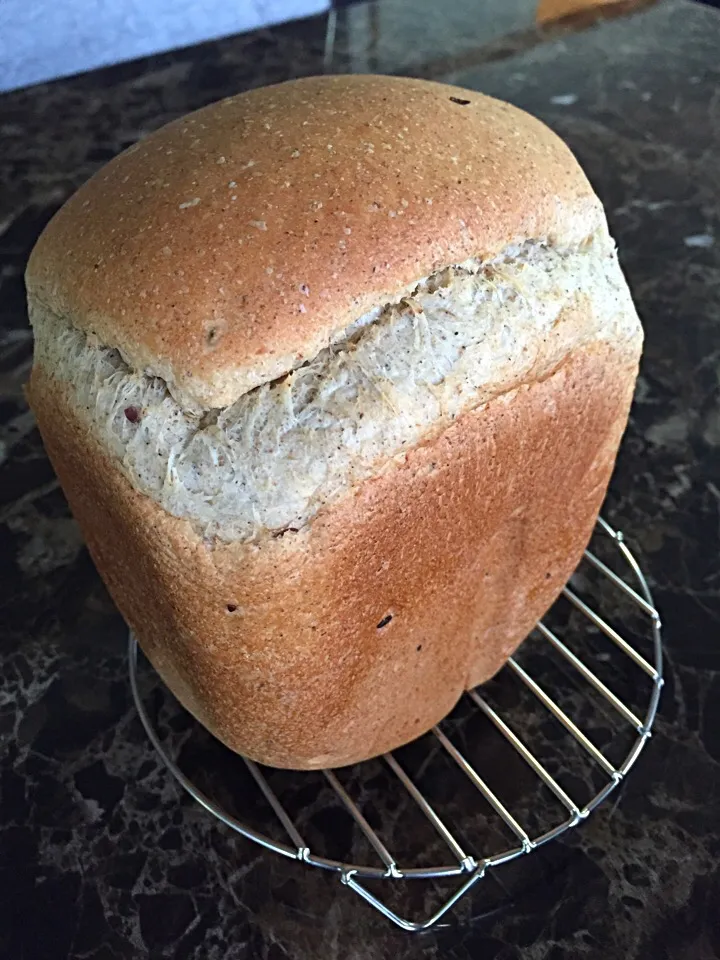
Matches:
[[2, 1, 720, 957]]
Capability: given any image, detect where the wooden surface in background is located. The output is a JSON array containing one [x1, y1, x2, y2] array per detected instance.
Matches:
[[537, 0, 645, 23]]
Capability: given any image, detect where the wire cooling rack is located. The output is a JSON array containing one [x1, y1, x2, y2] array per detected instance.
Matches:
[[129, 517, 663, 931]]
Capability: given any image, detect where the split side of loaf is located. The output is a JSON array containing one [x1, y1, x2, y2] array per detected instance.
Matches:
[[26, 76, 643, 768], [30, 235, 639, 543]]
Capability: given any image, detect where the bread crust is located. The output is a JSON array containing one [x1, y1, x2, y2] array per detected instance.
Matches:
[[25, 75, 641, 768], [28, 336, 639, 769], [25, 75, 604, 410]]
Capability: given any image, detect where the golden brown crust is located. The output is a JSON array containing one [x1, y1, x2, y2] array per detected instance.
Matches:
[[25, 75, 604, 409], [28, 336, 639, 769]]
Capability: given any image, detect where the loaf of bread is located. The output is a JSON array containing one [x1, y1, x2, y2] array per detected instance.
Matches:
[[26, 75, 642, 769]]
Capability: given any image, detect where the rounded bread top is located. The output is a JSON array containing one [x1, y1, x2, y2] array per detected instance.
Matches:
[[26, 74, 605, 410]]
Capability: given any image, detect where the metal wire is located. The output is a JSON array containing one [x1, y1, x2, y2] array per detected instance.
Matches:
[[128, 518, 663, 932]]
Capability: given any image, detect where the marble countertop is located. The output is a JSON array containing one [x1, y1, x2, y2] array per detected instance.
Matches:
[[2, 2, 720, 957]]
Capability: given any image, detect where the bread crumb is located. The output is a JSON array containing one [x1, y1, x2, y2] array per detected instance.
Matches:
[[179, 198, 201, 209], [33, 235, 638, 544]]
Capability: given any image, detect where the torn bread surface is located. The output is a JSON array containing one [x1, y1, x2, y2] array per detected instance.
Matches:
[[30, 233, 642, 543]]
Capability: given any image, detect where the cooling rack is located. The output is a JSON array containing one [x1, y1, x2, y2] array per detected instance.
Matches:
[[129, 516, 663, 931]]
